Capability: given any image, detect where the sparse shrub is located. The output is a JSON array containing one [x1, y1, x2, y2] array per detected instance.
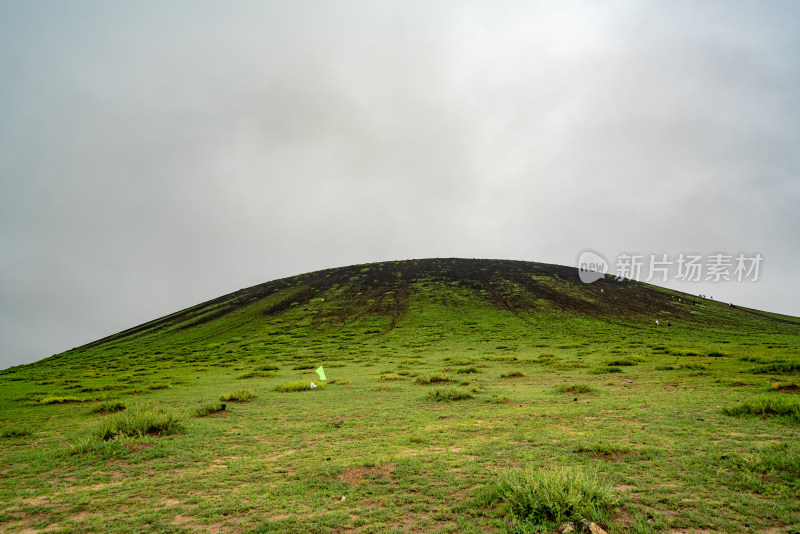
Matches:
[[275, 380, 326, 392], [219, 389, 255, 402], [195, 401, 226, 417], [1, 427, 32, 439], [39, 396, 82, 405], [557, 384, 596, 394], [414, 373, 451, 385], [89, 401, 126, 414], [492, 466, 618, 526], [427, 387, 473, 402], [501, 370, 525, 378], [376, 373, 403, 381], [455, 367, 480, 374], [94, 406, 183, 440]]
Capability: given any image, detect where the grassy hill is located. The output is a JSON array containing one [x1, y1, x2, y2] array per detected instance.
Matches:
[[1, 258, 799, 533]]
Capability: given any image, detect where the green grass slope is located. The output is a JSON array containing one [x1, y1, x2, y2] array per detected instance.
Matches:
[[1, 258, 799, 533]]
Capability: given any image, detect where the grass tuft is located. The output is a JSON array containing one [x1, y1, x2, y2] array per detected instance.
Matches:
[[493, 465, 618, 526], [195, 401, 226, 417], [501, 370, 525, 378], [753, 362, 800, 375], [39, 396, 83, 405], [557, 384, 597, 394], [375, 372, 403, 381], [88, 401, 126, 414], [589, 366, 623, 374], [427, 387, 473, 402], [1, 427, 32, 439], [94, 406, 183, 440], [414, 373, 451, 385], [723, 397, 800, 422], [605, 358, 638, 366], [327, 377, 351, 386], [219, 389, 255, 402], [275, 380, 326, 392], [237, 371, 278, 380]]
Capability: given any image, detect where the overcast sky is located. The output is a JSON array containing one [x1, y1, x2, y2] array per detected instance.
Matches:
[[1, 1, 799, 369]]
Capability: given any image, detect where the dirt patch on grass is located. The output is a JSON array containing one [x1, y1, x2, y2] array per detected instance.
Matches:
[[170, 514, 229, 533], [69, 511, 93, 522], [338, 463, 394, 485], [18, 523, 62, 533], [21, 496, 51, 506]]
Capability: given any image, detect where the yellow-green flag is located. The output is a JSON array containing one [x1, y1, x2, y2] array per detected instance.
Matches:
[[316, 366, 326, 381]]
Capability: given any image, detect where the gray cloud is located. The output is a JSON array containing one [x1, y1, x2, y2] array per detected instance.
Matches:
[[2, 1, 799, 368]]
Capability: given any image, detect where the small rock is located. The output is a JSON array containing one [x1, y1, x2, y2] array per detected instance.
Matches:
[[579, 519, 608, 534], [557, 523, 575, 533], [340, 495, 346, 502]]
